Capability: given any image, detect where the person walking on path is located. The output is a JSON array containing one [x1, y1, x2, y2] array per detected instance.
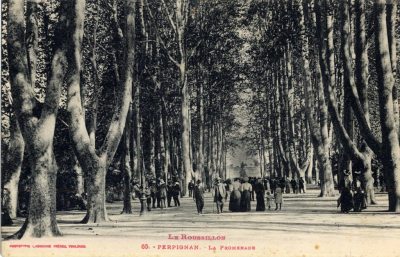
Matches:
[[240, 177, 252, 212], [299, 177, 305, 193], [279, 177, 285, 191], [270, 177, 276, 195], [338, 169, 354, 213], [150, 180, 157, 208], [159, 179, 167, 209], [274, 187, 283, 210], [353, 174, 367, 212], [266, 191, 273, 210], [167, 180, 173, 207], [194, 180, 205, 214], [290, 179, 297, 194], [213, 177, 226, 214], [225, 179, 233, 202], [254, 178, 266, 211], [173, 180, 181, 206], [188, 180, 195, 197], [285, 177, 291, 194], [230, 178, 242, 212], [140, 186, 152, 212], [250, 177, 256, 201], [264, 177, 271, 192]]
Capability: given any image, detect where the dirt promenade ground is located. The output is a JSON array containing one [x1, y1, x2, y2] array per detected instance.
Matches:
[[2, 185, 400, 257]]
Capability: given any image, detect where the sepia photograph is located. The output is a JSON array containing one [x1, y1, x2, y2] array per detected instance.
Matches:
[[1, 0, 400, 256]]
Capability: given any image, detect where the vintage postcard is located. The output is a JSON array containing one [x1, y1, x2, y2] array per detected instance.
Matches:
[[1, 0, 400, 256]]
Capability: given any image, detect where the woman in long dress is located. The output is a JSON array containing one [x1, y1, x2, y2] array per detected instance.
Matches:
[[240, 177, 252, 212], [353, 174, 367, 212], [230, 178, 242, 212], [339, 169, 354, 213], [225, 179, 233, 210], [274, 187, 283, 210], [254, 178, 265, 211]]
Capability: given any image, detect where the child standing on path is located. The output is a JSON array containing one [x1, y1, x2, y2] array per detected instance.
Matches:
[[274, 187, 283, 210], [266, 191, 273, 210]]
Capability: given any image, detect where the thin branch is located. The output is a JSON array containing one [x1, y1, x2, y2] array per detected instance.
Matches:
[[145, 0, 180, 67], [187, 39, 202, 63], [160, 0, 177, 33], [57, 117, 69, 128]]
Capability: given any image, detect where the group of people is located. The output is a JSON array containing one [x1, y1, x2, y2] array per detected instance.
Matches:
[[338, 170, 367, 213], [189, 176, 288, 215], [134, 178, 182, 211], [265, 177, 306, 195], [128, 175, 306, 215]]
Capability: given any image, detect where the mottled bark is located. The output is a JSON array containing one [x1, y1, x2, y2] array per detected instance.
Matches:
[[7, 0, 70, 238], [197, 80, 205, 183], [72, 153, 84, 195], [354, 0, 376, 204], [300, 0, 333, 195], [374, 0, 400, 212], [66, 0, 135, 222], [3, 117, 24, 218], [122, 108, 132, 214], [26, 0, 38, 87], [386, 1, 398, 135]]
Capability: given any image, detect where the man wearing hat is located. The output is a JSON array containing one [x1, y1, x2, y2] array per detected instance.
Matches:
[[173, 180, 181, 206], [212, 177, 226, 214], [167, 180, 173, 207], [158, 179, 167, 209], [140, 185, 152, 211], [150, 180, 157, 208], [188, 180, 195, 197], [194, 180, 205, 214]]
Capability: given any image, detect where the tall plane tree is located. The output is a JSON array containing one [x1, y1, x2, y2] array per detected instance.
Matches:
[[6, 0, 76, 238], [374, 0, 400, 212], [66, 0, 134, 223]]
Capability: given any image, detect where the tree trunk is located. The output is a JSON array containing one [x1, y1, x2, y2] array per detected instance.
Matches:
[[386, 2, 398, 134], [7, 0, 70, 238], [13, 145, 61, 238], [72, 153, 85, 196], [150, 120, 156, 177], [135, 83, 142, 185], [3, 118, 24, 218], [122, 108, 132, 214], [300, 0, 333, 194], [375, 0, 400, 212], [66, 0, 135, 222], [197, 80, 205, 183], [81, 157, 110, 223], [354, 0, 376, 204]]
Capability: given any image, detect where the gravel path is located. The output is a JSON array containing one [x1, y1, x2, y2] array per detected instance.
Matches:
[[2, 186, 399, 257]]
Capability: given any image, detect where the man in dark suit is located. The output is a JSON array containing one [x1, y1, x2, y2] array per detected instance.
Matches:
[[167, 180, 173, 207], [173, 181, 181, 206], [188, 180, 195, 197], [194, 180, 205, 214]]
